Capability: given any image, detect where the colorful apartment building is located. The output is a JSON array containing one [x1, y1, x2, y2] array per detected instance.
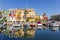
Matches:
[[42, 13, 48, 23], [35, 15, 40, 21], [43, 13, 48, 20], [26, 9, 36, 22], [4, 10, 9, 17], [0, 9, 48, 23], [2, 8, 36, 22], [15, 9, 24, 21]]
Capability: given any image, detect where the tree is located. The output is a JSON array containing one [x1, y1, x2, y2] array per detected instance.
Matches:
[[24, 10, 28, 15], [51, 15, 60, 21], [2, 17, 7, 22]]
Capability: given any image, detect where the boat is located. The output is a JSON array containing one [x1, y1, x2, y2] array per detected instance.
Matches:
[[37, 21, 43, 29], [30, 22, 36, 28], [49, 21, 59, 27], [49, 21, 59, 31]]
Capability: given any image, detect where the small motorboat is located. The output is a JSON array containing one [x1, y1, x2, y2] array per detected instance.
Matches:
[[30, 24, 35, 28], [49, 21, 59, 27], [37, 21, 43, 29], [49, 21, 59, 31]]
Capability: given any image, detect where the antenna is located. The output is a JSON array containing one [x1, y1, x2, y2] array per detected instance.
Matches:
[[26, 0, 28, 9]]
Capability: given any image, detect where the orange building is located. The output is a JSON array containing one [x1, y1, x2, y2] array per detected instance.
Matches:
[[43, 13, 48, 21]]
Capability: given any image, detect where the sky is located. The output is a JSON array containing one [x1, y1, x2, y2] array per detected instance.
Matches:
[[0, 0, 60, 18]]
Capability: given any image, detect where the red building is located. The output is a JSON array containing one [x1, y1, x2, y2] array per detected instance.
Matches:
[[43, 13, 48, 21]]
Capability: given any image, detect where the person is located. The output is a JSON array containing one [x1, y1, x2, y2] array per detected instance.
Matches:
[[26, 21, 29, 29]]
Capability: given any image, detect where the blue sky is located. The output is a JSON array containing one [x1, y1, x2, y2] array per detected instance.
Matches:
[[0, 0, 60, 18]]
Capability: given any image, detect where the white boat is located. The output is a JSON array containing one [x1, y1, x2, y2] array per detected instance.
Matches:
[[49, 21, 59, 31], [49, 21, 59, 27], [52, 21, 59, 27], [52, 27, 59, 31]]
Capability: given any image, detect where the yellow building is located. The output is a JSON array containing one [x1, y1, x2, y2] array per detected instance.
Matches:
[[35, 15, 40, 20], [8, 8, 36, 22], [35, 15, 44, 23], [15, 9, 24, 21], [26, 9, 36, 22]]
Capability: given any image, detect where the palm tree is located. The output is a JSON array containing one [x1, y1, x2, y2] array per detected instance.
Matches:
[[43, 13, 46, 16], [24, 10, 28, 15], [23, 9, 28, 22]]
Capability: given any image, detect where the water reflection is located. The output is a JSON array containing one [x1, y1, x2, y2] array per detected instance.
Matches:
[[0, 25, 60, 40], [49, 26, 60, 32]]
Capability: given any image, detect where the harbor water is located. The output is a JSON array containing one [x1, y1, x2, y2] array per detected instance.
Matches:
[[0, 27, 60, 40]]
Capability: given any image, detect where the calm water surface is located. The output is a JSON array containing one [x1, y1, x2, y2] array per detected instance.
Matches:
[[0, 27, 60, 40]]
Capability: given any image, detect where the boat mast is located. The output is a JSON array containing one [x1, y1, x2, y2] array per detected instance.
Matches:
[[26, 0, 28, 9]]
